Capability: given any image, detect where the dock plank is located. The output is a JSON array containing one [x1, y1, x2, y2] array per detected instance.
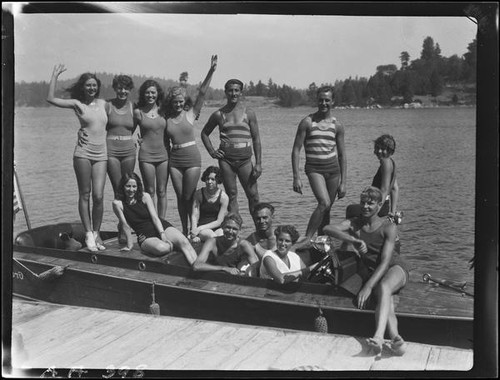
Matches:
[[11, 299, 473, 371]]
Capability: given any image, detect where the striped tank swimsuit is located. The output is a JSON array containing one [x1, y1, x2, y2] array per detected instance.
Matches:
[[304, 115, 340, 175], [219, 108, 253, 161]]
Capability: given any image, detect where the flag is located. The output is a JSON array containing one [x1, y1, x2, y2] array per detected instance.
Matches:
[[14, 165, 23, 215]]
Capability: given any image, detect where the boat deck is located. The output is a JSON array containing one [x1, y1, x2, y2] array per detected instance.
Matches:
[[10, 299, 473, 372], [15, 235, 475, 320]]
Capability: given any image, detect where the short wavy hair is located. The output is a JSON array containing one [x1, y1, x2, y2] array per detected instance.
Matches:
[[162, 86, 190, 117], [116, 172, 144, 203], [317, 85, 335, 99], [201, 166, 222, 183], [360, 186, 383, 204], [222, 213, 243, 228], [374, 134, 396, 155], [65, 73, 101, 101], [112, 75, 134, 91], [252, 202, 275, 216], [137, 80, 164, 108], [274, 225, 300, 244], [224, 79, 244, 91]]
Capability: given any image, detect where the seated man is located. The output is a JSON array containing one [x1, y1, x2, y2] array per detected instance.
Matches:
[[323, 186, 409, 356], [192, 213, 258, 274]]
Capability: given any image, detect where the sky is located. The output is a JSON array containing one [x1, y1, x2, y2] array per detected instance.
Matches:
[[9, 3, 478, 90]]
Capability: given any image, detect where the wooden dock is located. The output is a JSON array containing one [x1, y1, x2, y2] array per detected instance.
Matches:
[[9, 299, 473, 372]]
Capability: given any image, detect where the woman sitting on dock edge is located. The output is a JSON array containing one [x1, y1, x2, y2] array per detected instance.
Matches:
[[112, 172, 197, 265], [324, 186, 409, 356]]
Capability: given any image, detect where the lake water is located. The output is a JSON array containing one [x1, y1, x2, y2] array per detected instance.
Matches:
[[13, 105, 476, 283]]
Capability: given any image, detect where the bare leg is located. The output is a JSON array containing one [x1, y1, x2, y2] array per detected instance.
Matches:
[[319, 172, 341, 234], [236, 160, 260, 215], [73, 158, 93, 232], [371, 266, 406, 349], [182, 166, 201, 233], [164, 226, 197, 265], [155, 160, 170, 219], [218, 159, 239, 214], [139, 161, 157, 205], [140, 237, 173, 257], [303, 172, 332, 240], [91, 161, 107, 234]]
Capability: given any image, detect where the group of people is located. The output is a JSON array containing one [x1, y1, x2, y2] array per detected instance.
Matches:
[[46, 56, 407, 356]]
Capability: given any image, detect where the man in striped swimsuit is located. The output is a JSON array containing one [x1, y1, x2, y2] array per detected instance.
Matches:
[[291, 86, 347, 248], [201, 79, 262, 215]]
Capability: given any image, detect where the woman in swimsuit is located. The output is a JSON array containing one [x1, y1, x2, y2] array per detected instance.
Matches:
[[345, 134, 401, 223], [324, 186, 409, 356], [201, 78, 262, 215], [292, 86, 347, 248], [190, 166, 229, 243], [162, 55, 217, 236], [192, 213, 258, 274], [134, 80, 169, 219], [47, 64, 108, 252], [260, 225, 319, 284], [112, 172, 197, 264]]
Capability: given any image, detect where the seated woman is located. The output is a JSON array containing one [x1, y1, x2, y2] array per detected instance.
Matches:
[[260, 225, 319, 284], [323, 186, 409, 356], [190, 166, 229, 243], [112, 172, 197, 265], [192, 213, 258, 275]]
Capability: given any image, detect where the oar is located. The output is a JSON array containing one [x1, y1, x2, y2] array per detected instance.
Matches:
[[422, 273, 473, 297]]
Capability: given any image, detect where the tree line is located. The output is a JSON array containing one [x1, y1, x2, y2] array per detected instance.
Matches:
[[15, 36, 476, 108]]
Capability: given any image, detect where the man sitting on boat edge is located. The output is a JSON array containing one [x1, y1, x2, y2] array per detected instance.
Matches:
[[323, 186, 409, 356]]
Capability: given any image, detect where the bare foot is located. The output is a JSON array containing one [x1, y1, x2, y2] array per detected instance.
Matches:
[[388, 335, 407, 356], [366, 336, 384, 355]]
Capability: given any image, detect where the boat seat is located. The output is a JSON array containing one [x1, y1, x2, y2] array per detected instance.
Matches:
[[15, 222, 86, 250]]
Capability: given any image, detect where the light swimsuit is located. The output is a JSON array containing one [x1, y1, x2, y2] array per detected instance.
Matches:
[[166, 111, 201, 168], [73, 100, 108, 161], [259, 250, 302, 280], [304, 115, 340, 175], [106, 101, 136, 159], [137, 110, 168, 163]]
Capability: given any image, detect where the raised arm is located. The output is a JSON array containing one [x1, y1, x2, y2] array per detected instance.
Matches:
[[112, 200, 134, 251], [247, 108, 262, 179], [46, 64, 79, 109], [291, 117, 309, 194], [201, 111, 225, 159], [192, 55, 218, 117], [335, 122, 347, 198]]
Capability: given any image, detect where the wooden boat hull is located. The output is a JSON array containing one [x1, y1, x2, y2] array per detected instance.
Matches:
[[12, 223, 474, 349]]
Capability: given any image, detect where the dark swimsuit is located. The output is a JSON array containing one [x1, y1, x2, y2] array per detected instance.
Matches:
[[371, 158, 396, 217], [208, 236, 242, 267], [357, 218, 409, 284], [122, 200, 172, 246], [198, 188, 222, 229]]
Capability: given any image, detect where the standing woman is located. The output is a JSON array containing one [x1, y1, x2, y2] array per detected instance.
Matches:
[[105, 75, 138, 198], [291, 86, 347, 248], [46, 64, 108, 251], [134, 80, 169, 219], [163, 55, 217, 236]]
